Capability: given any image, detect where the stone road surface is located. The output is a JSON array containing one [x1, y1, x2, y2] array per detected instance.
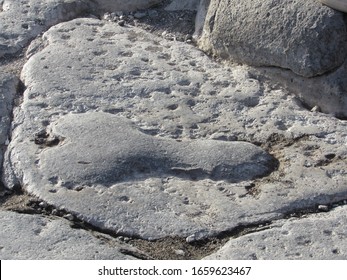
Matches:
[[0, 0, 346, 259]]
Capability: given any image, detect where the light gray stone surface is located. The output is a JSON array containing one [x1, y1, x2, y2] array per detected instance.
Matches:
[[0, 73, 18, 184], [3, 18, 346, 241], [198, 0, 347, 77], [0, 210, 138, 259], [0, 0, 89, 57], [38, 112, 276, 185], [204, 206, 347, 259]]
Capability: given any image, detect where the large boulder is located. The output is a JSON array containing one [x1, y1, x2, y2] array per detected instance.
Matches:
[[198, 0, 347, 77]]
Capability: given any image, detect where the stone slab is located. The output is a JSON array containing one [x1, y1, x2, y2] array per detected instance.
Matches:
[[3, 18, 347, 240], [198, 0, 347, 77], [204, 206, 347, 259], [0, 0, 90, 57], [0, 210, 138, 259]]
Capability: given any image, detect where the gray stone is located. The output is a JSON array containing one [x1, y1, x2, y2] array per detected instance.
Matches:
[[198, 0, 347, 77], [0, 73, 18, 186], [0, 210, 138, 259], [3, 18, 347, 240], [204, 206, 347, 259], [0, 0, 90, 57], [38, 112, 276, 185]]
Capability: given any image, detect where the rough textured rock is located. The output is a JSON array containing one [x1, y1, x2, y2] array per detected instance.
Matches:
[[0, 210, 138, 259], [204, 206, 347, 259], [3, 18, 346, 241], [0, 73, 18, 186], [198, 0, 347, 77], [38, 112, 276, 185], [0, 0, 90, 57]]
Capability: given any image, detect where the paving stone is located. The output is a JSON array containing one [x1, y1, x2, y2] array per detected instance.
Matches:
[[198, 0, 347, 77], [0, 210, 138, 259], [39, 112, 276, 185], [3, 18, 347, 240], [204, 206, 347, 259], [0, 0, 89, 58]]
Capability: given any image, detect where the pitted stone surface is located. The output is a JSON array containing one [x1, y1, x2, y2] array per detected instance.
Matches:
[[0, 210, 138, 259], [0, 0, 89, 57], [3, 18, 347, 240], [40, 112, 275, 185], [198, 0, 347, 77], [204, 206, 347, 259]]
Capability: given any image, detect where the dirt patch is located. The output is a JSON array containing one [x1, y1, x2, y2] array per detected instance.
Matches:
[[101, 7, 196, 43]]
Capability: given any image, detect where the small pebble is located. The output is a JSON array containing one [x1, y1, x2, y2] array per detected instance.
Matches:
[[318, 205, 329, 212], [118, 20, 125, 27], [51, 209, 58, 215], [63, 213, 74, 221], [174, 249, 186, 256], [39, 201, 48, 208], [311, 105, 321, 112]]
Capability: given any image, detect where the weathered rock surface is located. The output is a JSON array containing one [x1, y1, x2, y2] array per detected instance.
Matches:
[[198, 0, 347, 77], [0, 210, 138, 259], [204, 206, 347, 259], [0, 0, 89, 58], [38, 112, 276, 185], [0, 73, 18, 187], [3, 18, 346, 242]]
